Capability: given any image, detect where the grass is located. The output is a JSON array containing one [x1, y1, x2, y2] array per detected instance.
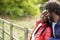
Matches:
[[0, 17, 39, 40]]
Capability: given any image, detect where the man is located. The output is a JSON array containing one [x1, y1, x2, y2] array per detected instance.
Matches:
[[45, 0, 60, 40]]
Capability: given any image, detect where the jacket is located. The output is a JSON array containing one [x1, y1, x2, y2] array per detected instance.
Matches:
[[30, 20, 52, 40]]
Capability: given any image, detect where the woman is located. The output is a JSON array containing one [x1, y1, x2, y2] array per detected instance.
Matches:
[[30, 10, 52, 40]]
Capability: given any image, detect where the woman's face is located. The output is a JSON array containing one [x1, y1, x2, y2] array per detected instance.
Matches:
[[41, 10, 48, 23], [41, 13, 47, 20]]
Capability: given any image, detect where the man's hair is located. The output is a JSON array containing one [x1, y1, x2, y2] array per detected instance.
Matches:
[[45, 1, 60, 16]]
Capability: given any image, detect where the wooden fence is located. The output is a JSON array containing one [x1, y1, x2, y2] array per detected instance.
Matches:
[[0, 18, 31, 40]]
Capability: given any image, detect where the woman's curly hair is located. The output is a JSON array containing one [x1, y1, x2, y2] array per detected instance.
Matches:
[[45, 0, 60, 16]]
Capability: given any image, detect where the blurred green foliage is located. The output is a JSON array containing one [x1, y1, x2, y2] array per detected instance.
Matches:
[[1, 0, 60, 18]]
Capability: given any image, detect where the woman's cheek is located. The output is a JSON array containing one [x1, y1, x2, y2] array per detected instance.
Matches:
[[43, 17, 46, 20]]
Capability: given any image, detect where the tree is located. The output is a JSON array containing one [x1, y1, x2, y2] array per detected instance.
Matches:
[[1, 0, 59, 18]]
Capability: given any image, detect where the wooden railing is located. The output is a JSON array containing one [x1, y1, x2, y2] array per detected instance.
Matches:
[[0, 18, 31, 40]]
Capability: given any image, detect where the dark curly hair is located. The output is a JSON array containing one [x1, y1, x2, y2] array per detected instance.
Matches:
[[45, 0, 60, 16]]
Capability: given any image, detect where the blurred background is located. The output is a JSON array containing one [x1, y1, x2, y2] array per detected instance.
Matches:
[[0, 0, 60, 40]]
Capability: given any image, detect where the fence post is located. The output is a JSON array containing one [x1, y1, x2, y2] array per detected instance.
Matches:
[[10, 24, 13, 40], [2, 21, 4, 40], [24, 28, 28, 40]]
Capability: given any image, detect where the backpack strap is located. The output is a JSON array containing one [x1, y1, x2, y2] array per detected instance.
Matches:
[[40, 24, 48, 35], [34, 23, 42, 36], [40, 23, 51, 35]]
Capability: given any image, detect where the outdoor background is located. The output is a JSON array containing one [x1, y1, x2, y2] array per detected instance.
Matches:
[[0, 0, 60, 40]]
